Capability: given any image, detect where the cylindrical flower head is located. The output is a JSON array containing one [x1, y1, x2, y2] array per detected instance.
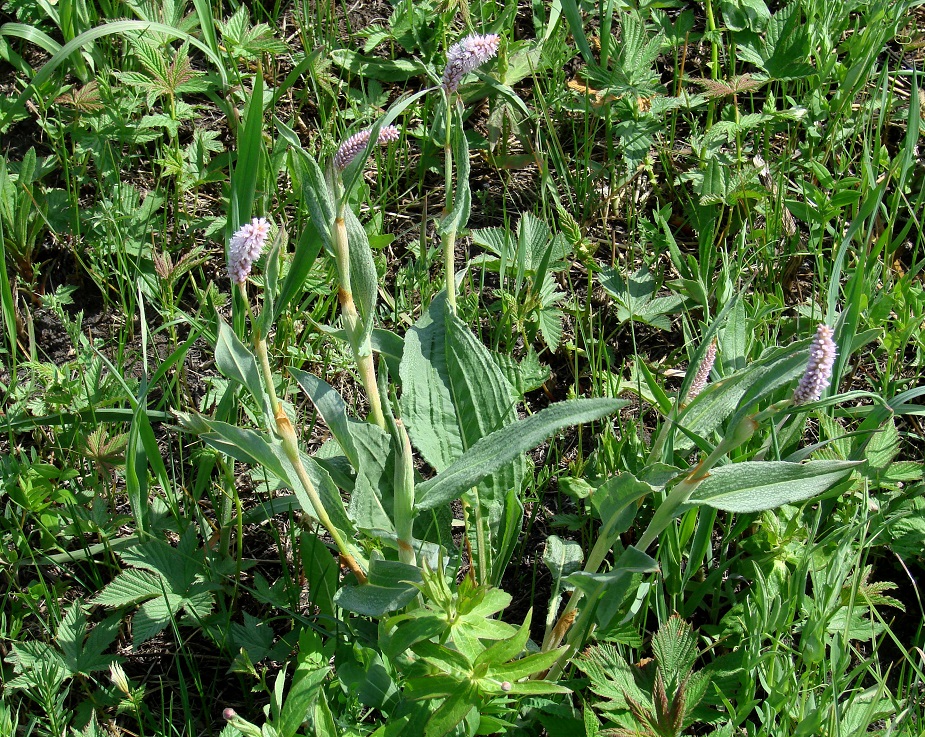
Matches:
[[792, 324, 837, 405], [334, 125, 401, 172], [687, 339, 717, 400], [442, 33, 500, 93], [228, 217, 270, 284]]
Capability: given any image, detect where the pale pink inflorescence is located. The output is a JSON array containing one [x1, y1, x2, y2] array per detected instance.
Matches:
[[228, 217, 270, 284], [793, 324, 837, 404], [442, 33, 500, 93], [687, 339, 717, 400], [334, 125, 401, 172]]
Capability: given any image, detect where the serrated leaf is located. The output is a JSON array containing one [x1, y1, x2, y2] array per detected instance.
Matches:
[[94, 569, 165, 608], [132, 595, 181, 646]]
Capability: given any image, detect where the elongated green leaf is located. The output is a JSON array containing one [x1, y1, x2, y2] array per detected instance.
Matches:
[[287, 142, 335, 247], [230, 68, 264, 230], [559, 0, 593, 63], [505, 680, 572, 696], [0, 23, 62, 57], [279, 665, 329, 737], [344, 205, 378, 343], [274, 218, 323, 322], [214, 318, 269, 415], [415, 398, 626, 511], [689, 460, 860, 512], [126, 405, 150, 533], [490, 646, 570, 681], [290, 369, 360, 465], [348, 421, 396, 532], [181, 416, 353, 535], [0, 194, 16, 354], [439, 103, 471, 236]]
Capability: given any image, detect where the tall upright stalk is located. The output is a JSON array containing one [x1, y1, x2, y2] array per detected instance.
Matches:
[[442, 92, 458, 312], [333, 204, 387, 430], [241, 282, 368, 583]]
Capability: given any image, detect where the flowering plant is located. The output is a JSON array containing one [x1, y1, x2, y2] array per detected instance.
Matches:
[[176, 29, 880, 736]]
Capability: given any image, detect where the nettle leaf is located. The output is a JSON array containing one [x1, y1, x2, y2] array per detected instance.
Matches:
[[133, 594, 184, 646], [56, 602, 121, 677], [688, 460, 860, 512], [94, 568, 166, 607], [598, 266, 683, 330], [93, 532, 218, 647]]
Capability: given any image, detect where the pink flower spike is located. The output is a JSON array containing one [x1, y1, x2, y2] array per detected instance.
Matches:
[[792, 324, 837, 405], [334, 125, 402, 172], [687, 339, 717, 400], [228, 217, 270, 284], [442, 33, 500, 93]]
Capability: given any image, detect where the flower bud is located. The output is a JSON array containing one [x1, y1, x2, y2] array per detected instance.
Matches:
[[334, 125, 401, 171], [687, 339, 717, 400]]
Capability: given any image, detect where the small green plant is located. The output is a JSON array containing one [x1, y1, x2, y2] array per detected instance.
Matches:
[[0, 148, 71, 285], [576, 615, 725, 736]]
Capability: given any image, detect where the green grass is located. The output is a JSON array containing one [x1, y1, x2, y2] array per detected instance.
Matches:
[[1, 0, 924, 735]]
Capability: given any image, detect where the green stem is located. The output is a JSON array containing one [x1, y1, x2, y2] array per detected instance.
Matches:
[[333, 211, 387, 430], [250, 311, 367, 583], [443, 92, 457, 312]]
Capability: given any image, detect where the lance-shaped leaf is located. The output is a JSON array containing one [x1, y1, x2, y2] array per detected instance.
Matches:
[[688, 459, 860, 512], [415, 398, 626, 511], [214, 318, 270, 417], [178, 414, 353, 535]]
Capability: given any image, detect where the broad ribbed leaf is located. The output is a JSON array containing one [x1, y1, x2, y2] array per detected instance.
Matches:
[[415, 398, 626, 511], [334, 560, 422, 617], [348, 422, 395, 532], [400, 294, 464, 470], [689, 459, 860, 512]]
